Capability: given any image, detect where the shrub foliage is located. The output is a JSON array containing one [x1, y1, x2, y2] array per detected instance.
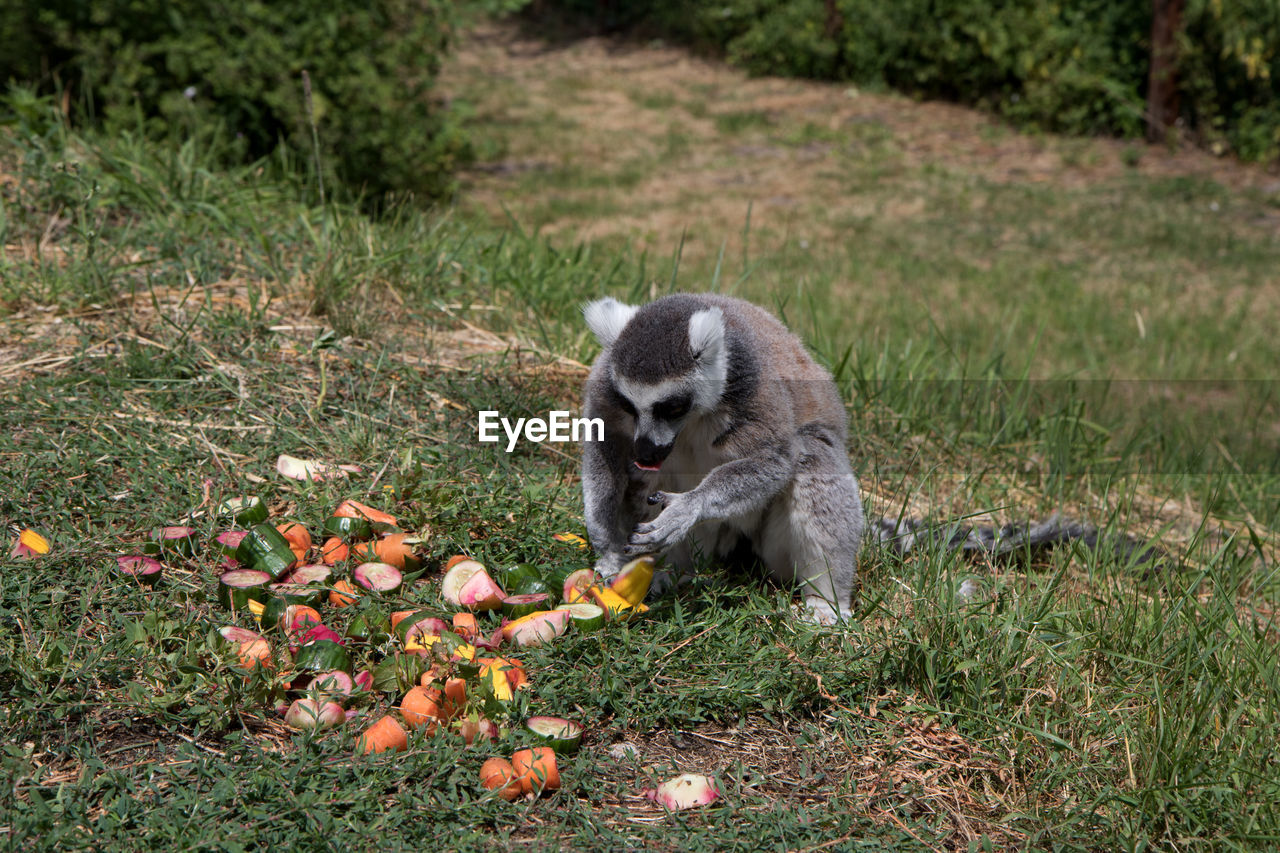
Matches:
[[0, 0, 471, 203], [545, 0, 1280, 163]]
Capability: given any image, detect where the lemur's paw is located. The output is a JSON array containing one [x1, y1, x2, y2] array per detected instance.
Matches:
[[625, 494, 700, 556], [593, 555, 626, 581]]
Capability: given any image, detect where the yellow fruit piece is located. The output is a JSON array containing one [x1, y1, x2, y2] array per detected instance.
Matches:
[[246, 598, 266, 626], [480, 662, 513, 702], [404, 634, 441, 653], [609, 555, 655, 606], [590, 586, 638, 620], [18, 529, 50, 555], [552, 532, 589, 548]]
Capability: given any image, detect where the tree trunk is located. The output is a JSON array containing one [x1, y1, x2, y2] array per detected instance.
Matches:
[[1146, 0, 1186, 142], [824, 0, 843, 39]]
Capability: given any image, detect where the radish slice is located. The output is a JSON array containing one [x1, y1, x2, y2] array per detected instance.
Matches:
[[502, 593, 552, 619], [525, 716, 583, 754], [644, 774, 721, 810], [282, 564, 332, 585], [353, 562, 403, 594], [284, 697, 346, 730], [117, 555, 163, 586], [275, 453, 349, 482], [502, 610, 571, 647], [215, 531, 248, 557], [149, 526, 199, 558]]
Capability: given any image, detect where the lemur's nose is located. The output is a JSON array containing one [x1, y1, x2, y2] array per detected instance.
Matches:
[[633, 435, 672, 469]]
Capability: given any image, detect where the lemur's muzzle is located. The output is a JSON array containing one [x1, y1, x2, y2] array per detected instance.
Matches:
[[633, 435, 672, 471]]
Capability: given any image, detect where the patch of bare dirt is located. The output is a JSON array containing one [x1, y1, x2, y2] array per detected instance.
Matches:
[[442, 21, 1280, 263]]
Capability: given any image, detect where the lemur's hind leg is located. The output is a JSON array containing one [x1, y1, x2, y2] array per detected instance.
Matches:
[[755, 426, 864, 625]]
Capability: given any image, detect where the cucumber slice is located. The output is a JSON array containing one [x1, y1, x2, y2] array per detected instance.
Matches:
[[146, 526, 199, 558], [513, 576, 554, 600], [502, 593, 552, 619], [371, 653, 429, 693], [555, 602, 605, 632], [117, 555, 163, 586], [323, 515, 373, 541], [214, 531, 248, 558], [260, 586, 324, 629], [217, 495, 268, 526], [346, 613, 392, 644], [235, 523, 296, 575], [293, 639, 352, 674], [502, 563, 544, 591], [524, 716, 583, 754], [354, 562, 403, 595], [218, 569, 273, 611]]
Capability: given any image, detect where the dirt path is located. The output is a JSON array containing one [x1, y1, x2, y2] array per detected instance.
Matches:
[[442, 21, 1280, 264]]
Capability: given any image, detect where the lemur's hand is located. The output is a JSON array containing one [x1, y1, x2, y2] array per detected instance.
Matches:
[[625, 491, 700, 556]]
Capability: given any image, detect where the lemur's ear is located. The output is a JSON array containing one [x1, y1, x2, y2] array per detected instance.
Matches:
[[583, 298, 638, 349], [687, 306, 725, 366]]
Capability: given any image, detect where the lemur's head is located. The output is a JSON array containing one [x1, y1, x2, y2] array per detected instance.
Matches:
[[584, 295, 728, 471]]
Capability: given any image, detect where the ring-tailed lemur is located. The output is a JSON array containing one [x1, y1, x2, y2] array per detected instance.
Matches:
[[581, 292, 865, 624], [579, 293, 1167, 623]]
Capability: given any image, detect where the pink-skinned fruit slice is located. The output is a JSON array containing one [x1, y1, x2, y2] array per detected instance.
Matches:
[[562, 568, 599, 604], [501, 609, 571, 647], [442, 559, 506, 611], [311, 670, 355, 703], [644, 774, 720, 810], [284, 697, 346, 730], [218, 626, 265, 645]]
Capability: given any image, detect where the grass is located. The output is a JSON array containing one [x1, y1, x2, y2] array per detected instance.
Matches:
[[2, 24, 1280, 850]]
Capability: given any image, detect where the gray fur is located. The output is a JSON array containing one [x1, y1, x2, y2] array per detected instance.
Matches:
[[581, 293, 865, 624]]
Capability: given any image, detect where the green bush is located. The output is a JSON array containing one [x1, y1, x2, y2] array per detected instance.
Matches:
[[0, 0, 472, 204], [536, 0, 1280, 163]]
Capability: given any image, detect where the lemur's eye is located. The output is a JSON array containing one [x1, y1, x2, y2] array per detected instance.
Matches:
[[610, 385, 637, 417], [653, 395, 691, 420]]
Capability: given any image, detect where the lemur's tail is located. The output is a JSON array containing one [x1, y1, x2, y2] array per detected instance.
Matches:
[[872, 513, 1166, 567]]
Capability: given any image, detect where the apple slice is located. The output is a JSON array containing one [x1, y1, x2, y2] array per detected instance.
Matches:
[[441, 559, 505, 611], [501, 610, 571, 647], [562, 568, 598, 605]]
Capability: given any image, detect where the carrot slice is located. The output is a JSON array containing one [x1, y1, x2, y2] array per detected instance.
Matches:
[[320, 537, 349, 565], [399, 686, 444, 733], [356, 715, 408, 754], [351, 533, 415, 569], [333, 499, 397, 527], [452, 612, 479, 642], [443, 677, 467, 721], [512, 746, 560, 794], [480, 757, 523, 801], [328, 579, 359, 608]]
